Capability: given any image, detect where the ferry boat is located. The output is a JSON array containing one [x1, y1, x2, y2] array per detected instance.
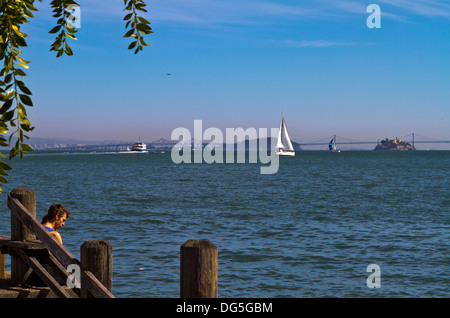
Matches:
[[130, 140, 147, 152]]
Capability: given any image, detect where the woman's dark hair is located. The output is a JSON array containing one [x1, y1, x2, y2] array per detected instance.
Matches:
[[41, 203, 70, 224]]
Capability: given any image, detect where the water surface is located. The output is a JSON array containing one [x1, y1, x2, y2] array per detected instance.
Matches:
[[1, 150, 448, 297]]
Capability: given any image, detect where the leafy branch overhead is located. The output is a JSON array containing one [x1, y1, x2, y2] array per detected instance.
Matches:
[[0, 0, 37, 193], [0, 0, 152, 192], [49, 0, 79, 57], [123, 0, 153, 53]]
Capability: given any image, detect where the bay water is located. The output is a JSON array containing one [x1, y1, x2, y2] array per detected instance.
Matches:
[[0, 150, 449, 297]]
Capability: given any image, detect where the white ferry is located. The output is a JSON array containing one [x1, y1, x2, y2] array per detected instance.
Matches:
[[130, 140, 147, 152]]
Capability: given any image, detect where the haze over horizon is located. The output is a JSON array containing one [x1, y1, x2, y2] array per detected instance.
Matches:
[[20, 0, 450, 149]]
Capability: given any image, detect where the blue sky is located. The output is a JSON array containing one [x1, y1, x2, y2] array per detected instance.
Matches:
[[21, 0, 450, 148]]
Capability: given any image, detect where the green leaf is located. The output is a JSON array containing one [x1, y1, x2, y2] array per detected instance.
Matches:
[[66, 33, 77, 40], [4, 74, 13, 84], [49, 25, 62, 34], [0, 123, 8, 134], [65, 43, 73, 56], [18, 84, 32, 95], [16, 55, 31, 65], [1, 110, 15, 122], [19, 94, 33, 106], [123, 29, 135, 38], [136, 23, 151, 33], [128, 41, 137, 50], [0, 175, 8, 184], [0, 99, 13, 113], [138, 16, 150, 24], [21, 143, 33, 153], [0, 161, 12, 171], [17, 63, 29, 69], [14, 36, 28, 47], [4, 89, 14, 100], [20, 117, 31, 126]]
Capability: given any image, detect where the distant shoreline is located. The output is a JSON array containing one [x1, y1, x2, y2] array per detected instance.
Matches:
[[15, 137, 450, 151]]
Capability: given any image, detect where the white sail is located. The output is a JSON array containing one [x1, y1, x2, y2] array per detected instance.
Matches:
[[275, 115, 295, 156], [276, 124, 284, 149]]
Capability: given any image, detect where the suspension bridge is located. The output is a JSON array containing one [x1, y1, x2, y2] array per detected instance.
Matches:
[[296, 133, 450, 150]]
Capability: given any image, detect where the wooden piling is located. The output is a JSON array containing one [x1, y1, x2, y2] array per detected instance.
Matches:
[[0, 250, 4, 279], [180, 239, 218, 298], [80, 240, 113, 298], [9, 188, 36, 284]]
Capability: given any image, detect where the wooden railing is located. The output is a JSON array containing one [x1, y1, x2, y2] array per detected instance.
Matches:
[[1, 188, 219, 298], [0, 188, 114, 298]]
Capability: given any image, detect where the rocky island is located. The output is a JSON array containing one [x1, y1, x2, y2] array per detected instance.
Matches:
[[374, 138, 416, 151]]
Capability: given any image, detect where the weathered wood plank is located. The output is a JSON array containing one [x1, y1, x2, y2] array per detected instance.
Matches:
[[0, 250, 4, 279], [81, 270, 114, 298], [0, 235, 9, 278], [0, 239, 46, 250], [18, 249, 72, 298]]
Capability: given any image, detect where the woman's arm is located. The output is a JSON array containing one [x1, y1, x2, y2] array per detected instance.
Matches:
[[49, 231, 63, 245]]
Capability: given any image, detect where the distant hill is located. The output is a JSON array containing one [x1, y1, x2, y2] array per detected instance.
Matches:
[[28, 137, 131, 150], [27, 137, 303, 151], [160, 137, 302, 151]]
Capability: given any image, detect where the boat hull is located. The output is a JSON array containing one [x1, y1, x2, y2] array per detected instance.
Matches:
[[131, 141, 147, 152], [275, 150, 295, 156]]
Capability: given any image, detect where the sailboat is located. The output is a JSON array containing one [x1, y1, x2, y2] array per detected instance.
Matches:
[[328, 136, 341, 153], [275, 115, 295, 156]]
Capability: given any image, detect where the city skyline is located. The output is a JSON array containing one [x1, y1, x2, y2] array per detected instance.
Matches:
[[20, 0, 450, 149]]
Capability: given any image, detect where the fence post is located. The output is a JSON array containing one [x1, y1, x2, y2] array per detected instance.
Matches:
[[0, 249, 5, 279], [180, 239, 218, 298], [80, 240, 113, 298], [9, 188, 36, 284]]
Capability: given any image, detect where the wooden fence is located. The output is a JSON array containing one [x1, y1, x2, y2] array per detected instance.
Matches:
[[1, 188, 218, 298]]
